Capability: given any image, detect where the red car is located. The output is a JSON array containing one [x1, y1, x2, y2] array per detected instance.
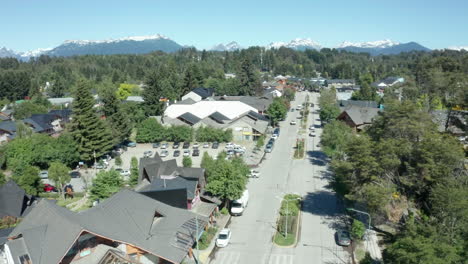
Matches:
[[43, 184, 57, 192]]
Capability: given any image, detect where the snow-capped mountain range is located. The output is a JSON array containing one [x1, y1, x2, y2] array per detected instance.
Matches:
[[338, 39, 400, 49], [266, 38, 321, 51], [211, 41, 241, 51], [1, 34, 459, 60], [447, 46, 468, 51]]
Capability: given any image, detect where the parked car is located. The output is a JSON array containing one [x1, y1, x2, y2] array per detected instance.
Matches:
[[183, 150, 190, 156], [127, 141, 137, 148], [192, 149, 200, 156], [227, 149, 235, 156], [152, 142, 160, 148], [231, 190, 249, 216], [115, 168, 130, 177], [43, 184, 57, 192], [183, 142, 190, 149], [265, 143, 274, 153], [290, 108, 294, 112], [173, 142, 180, 149], [309, 132, 316, 137], [160, 143, 168, 149], [268, 138, 275, 145], [216, 229, 232, 248], [203, 142, 210, 148], [69, 171, 81, 178], [212, 142, 219, 149], [94, 163, 107, 169], [336, 230, 351, 246], [193, 142, 200, 148], [160, 150, 169, 157], [271, 134, 278, 140], [309, 125, 315, 130], [39, 171, 48, 179], [225, 142, 234, 149], [174, 150, 181, 157], [143, 151, 153, 157], [290, 120, 297, 125]]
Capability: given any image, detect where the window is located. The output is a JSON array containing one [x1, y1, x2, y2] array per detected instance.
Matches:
[[19, 254, 31, 264]]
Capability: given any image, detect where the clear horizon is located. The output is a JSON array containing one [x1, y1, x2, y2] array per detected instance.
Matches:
[[1, 0, 467, 52]]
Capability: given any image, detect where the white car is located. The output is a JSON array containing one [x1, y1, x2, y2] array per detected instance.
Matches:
[[309, 125, 315, 130], [309, 132, 316, 137], [225, 142, 234, 149], [203, 143, 210, 148], [160, 150, 169, 157], [216, 229, 232, 247], [39, 171, 48, 179], [120, 170, 130, 177], [290, 120, 297, 125], [271, 134, 278, 140], [193, 142, 200, 148], [183, 150, 190, 156]]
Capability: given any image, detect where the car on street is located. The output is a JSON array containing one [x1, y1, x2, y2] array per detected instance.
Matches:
[[94, 163, 107, 169], [183, 142, 190, 149], [216, 229, 232, 248], [203, 142, 210, 148], [309, 125, 315, 130], [309, 132, 316, 137], [290, 108, 294, 112], [39, 171, 48, 179], [212, 142, 219, 149], [174, 150, 181, 157], [336, 230, 351, 246], [69, 171, 81, 178], [160, 143, 168, 149], [226, 149, 235, 156], [173, 142, 180, 149], [271, 134, 278, 140], [143, 151, 153, 157], [160, 150, 169, 157], [152, 142, 160, 148], [290, 120, 297, 125], [115, 168, 130, 177], [265, 143, 274, 153], [225, 142, 234, 149], [126, 141, 137, 147], [183, 150, 190, 156], [192, 149, 200, 156], [268, 138, 275, 144], [193, 142, 200, 148], [248, 169, 260, 178], [43, 184, 57, 192]]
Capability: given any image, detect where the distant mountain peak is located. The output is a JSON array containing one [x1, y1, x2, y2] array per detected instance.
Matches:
[[62, 34, 170, 45], [211, 41, 241, 51], [338, 39, 400, 49], [267, 38, 321, 50]]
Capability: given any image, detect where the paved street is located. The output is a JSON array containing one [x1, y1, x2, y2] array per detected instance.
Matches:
[[209, 92, 350, 264]]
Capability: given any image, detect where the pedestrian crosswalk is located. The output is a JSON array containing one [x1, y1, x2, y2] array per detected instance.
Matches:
[[210, 251, 294, 264]]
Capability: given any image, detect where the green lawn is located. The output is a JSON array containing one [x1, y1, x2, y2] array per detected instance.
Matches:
[[274, 232, 296, 246], [56, 197, 82, 207]]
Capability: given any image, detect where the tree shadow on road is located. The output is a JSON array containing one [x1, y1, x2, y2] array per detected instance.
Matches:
[[306, 150, 328, 166], [302, 191, 350, 231]]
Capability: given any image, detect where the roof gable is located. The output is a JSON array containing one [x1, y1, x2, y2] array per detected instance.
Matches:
[[191, 87, 214, 99]]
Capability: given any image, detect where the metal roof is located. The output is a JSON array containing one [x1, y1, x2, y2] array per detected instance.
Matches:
[[178, 112, 201, 125], [209, 111, 230, 123]]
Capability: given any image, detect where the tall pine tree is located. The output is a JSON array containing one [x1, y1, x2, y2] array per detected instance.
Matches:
[[70, 80, 114, 161], [181, 64, 203, 96], [238, 58, 261, 96], [101, 83, 132, 144]]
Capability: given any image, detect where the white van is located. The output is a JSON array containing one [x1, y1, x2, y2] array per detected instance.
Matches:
[[230, 190, 249, 216]]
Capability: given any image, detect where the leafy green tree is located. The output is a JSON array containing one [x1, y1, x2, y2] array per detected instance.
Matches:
[[89, 170, 123, 201], [116, 83, 137, 99], [182, 156, 192, 168], [69, 80, 114, 161], [201, 152, 215, 178], [167, 125, 193, 142], [12, 166, 41, 195], [267, 97, 287, 126], [319, 104, 340, 123], [320, 120, 353, 159], [15, 121, 33, 139], [350, 219, 366, 240], [101, 83, 131, 144], [115, 156, 122, 167], [48, 161, 71, 198], [13, 101, 48, 119], [135, 118, 166, 143], [282, 87, 296, 101], [205, 156, 248, 203], [255, 135, 265, 150], [129, 156, 139, 186]]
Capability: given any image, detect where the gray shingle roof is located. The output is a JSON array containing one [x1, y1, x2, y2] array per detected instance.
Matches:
[[0, 180, 29, 218], [140, 177, 198, 200], [191, 88, 214, 99], [338, 100, 379, 109], [7, 189, 208, 264], [340, 106, 381, 125], [0, 121, 17, 133], [209, 111, 230, 123], [178, 112, 202, 125]]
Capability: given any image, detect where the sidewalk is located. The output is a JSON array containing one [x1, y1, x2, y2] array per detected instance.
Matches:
[[198, 214, 230, 263], [365, 230, 382, 261]]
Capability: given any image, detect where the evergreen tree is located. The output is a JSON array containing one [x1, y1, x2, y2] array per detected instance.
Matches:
[[129, 156, 139, 186], [237, 58, 261, 96], [69, 80, 113, 162], [101, 83, 131, 144], [49, 77, 66, 98], [89, 170, 123, 201], [143, 69, 167, 116], [182, 64, 203, 95]]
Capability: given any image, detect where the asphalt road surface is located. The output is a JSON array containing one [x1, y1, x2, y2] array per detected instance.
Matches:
[[209, 92, 350, 264]]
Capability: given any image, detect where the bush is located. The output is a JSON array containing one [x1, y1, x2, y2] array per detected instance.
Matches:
[[220, 207, 229, 215], [195, 126, 232, 142], [115, 156, 122, 167], [182, 156, 192, 168], [351, 219, 366, 240], [198, 226, 218, 250]]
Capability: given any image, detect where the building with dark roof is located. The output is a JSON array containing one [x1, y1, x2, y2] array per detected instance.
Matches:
[[0, 180, 35, 219], [337, 105, 381, 131], [326, 79, 356, 88], [0, 121, 18, 143], [181, 87, 214, 102], [1, 189, 208, 264]]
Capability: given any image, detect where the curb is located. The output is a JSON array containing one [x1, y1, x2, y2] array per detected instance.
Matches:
[[272, 204, 302, 248]]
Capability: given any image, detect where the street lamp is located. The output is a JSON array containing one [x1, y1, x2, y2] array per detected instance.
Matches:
[[346, 208, 371, 231], [283, 197, 302, 238]]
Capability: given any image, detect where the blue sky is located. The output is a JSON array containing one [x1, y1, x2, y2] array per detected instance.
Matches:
[[1, 0, 467, 51]]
